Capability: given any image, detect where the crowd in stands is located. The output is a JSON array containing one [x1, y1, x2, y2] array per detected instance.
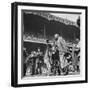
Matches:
[[23, 32, 53, 43]]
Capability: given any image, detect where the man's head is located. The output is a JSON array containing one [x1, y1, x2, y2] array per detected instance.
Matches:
[[23, 47, 26, 51], [37, 48, 40, 52], [51, 41, 55, 46], [76, 38, 79, 43], [54, 34, 59, 40], [46, 39, 49, 43]]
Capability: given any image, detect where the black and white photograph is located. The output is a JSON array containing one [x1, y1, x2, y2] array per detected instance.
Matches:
[[11, 2, 88, 87], [22, 11, 80, 77]]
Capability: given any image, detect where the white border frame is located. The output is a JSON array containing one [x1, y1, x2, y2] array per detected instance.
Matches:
[[17, 5, 86, 84]]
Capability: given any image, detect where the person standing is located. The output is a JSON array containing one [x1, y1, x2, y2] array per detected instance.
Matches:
[[36, 48, 43, 75], [54, 34, 68, 74]]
